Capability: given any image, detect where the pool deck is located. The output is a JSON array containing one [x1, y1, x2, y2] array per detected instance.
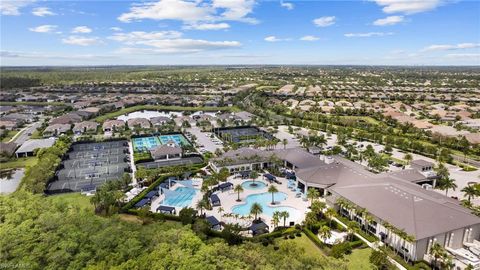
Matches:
[[205, 175, 309, 231], [150, 178, 204, 213]]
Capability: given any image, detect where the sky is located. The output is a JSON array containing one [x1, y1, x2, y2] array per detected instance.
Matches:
[[0, 0, 479, 66]]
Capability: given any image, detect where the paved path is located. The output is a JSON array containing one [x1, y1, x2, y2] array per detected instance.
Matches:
[[128, 141, 137, 185]]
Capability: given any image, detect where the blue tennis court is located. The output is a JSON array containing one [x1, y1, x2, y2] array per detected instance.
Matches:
[[133, 134, 190, 152]]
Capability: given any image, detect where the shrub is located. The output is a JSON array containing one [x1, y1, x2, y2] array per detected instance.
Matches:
[[288, 234, 295, 239], [330, 242, 352, 259], [273, 246, 280, 251]]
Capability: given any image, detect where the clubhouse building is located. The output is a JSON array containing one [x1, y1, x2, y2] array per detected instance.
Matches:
[[210, 148, 480, 267]]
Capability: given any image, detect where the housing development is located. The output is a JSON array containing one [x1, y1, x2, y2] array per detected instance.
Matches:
[[1, 0, 480, 269]]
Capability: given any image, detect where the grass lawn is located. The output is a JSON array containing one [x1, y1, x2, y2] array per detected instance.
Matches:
[[276, 233, 373, 269], [278, 233, 327, 257], [1, 130, 20, 142], [0, 156, 38, 169], [345, 248, 374, 270], [47, 192, 93, 211], [94, 105, 240, 122]]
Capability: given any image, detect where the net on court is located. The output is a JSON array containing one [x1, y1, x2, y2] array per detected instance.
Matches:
[[47, 140, 131, 193]]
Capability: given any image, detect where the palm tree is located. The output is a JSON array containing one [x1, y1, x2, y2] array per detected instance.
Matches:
[[282, 138, 288, 149], [430, 243, 445, 269], [347, 221, 360, 241], [272, 211, 280, 228], [234, 184, 244, 202], [250, 170, 259, 186], [268, 185, 279, 205], [404, 153, 413, 165], [196, 200, 207, 216], [280, 210, 290, 227], [442, 177, 457, 197], [307, 187, 320, 207], [250, 202, 263, 221], [324, 207, 336, 227], [461, 185, 479, 203], [319, 225, 332, 242]]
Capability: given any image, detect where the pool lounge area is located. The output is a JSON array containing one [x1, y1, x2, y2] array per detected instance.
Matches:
[[204, 176, 308, 231]]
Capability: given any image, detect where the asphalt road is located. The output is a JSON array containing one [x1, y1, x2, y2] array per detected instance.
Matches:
[[12, 121, 42, 145]]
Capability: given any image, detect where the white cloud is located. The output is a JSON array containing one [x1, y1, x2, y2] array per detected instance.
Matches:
[[110, 27, 123, 32], [0, 0, 35, 15], [28, 25, 58, 33], [344, 32, 393, 37], [212, 0, 257, 23], [72, 26, 92, 33], [300, 35, 319, 41], [1, 50, 114, 60], [108, 31, 183, 44], [32, 7, 55, 16], [373, 0, 447, 15], [422, 43, 480, 52], [62, 36, 101, 46], [373, 15, 404, 26], [445, 53, 480, 59], [109, 30, 240, 53], [118, 0, 257, 25], [280, 1, 294, 10], [116, 39, 241, 54], [313, 16, 336, 27], [264, 36, 290, 42], [183, 22, 230, 30]]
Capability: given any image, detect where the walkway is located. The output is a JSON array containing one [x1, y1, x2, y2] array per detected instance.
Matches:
[[128, 141, 137, 185]]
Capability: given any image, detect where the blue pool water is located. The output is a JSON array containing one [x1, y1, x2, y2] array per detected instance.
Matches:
[[241, 181, 267, 190], [161, 186, 197, 208], [232, 192, 299, 217]]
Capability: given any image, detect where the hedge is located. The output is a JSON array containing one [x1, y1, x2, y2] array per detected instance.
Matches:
[[121, 173, 175, 211], [126, 208, 182, 222]]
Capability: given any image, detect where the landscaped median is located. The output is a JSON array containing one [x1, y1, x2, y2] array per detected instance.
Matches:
[[94, 105, 240, 123]]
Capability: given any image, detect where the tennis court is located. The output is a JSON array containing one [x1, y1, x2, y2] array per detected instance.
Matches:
[[132, 134, 191, 153], [46, 140, 131, 193]]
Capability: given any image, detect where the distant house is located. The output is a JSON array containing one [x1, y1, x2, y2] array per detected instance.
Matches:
[[73, 121, 98, 135], [50, 113, 82, 125], [127, 118, 151, 129], [102, 119, 125, 132], [80, 107, 101, 115], [150, 116, 171, 126], [464, 133, 480, 145], [43, 124, 71, 137], [150, 143, 182, 161], [0, 142, 17, 158], [0, 120, 18, 130], [15, 138, 56, 157]]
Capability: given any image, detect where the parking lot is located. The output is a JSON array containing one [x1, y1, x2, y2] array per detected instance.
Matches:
[[186, 126, 223, 154], [46, 140, 131, 193]]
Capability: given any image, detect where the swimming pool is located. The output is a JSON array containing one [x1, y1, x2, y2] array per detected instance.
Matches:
[[231, 192, 299, 217], [241, 181, 267, 190], [132, 134, 190, 152], [161, 186, 197, 208]]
